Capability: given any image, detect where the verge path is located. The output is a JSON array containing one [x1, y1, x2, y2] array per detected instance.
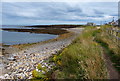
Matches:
[[102, 48, 120, 79], [0, 28, 84, 79]]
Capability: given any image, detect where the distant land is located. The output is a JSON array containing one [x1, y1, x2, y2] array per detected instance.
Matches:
[[2, 24, 85, 35], [2, 28, 68, 35], [24, 24, 83, 28]]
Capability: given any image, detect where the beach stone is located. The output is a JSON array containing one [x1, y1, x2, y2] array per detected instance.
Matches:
[[4, 74, 10, 79], [8, 57, 16, 61], [0, 76, 5, 79], [14, 56, 19, 59], [24, 51, 27, 53], [6, 66, 10, 70], [0, 28, 83, 79]]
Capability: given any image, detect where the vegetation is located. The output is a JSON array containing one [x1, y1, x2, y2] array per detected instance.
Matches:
[[3, 28, 69, 35], [25, 24, 83, 28], [51, 26, 108, 79], [32, 70, 46, 79], [37, 64, 47, 72], [95, 25, 120, 73], [32, 64, 47, 80], [32, 25, 120, 79]]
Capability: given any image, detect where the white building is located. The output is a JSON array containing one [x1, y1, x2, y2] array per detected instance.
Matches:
[[86, 22, 96, 26]]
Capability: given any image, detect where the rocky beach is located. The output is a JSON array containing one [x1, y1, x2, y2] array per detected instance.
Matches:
[[0, 28, 84, 79]]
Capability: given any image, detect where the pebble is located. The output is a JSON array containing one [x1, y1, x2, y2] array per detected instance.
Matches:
[[0, 28, 81, 79]]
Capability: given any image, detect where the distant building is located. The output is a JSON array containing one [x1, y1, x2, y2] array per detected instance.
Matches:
[[108, 20, 118, 26], [108, 17, 118, 26], [118, 19, 120, 27], [86, 22, 96, 26]]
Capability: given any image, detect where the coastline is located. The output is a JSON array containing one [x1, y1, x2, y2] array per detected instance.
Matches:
[[2, 28, 73, 55], [0, 28, 84, 79]]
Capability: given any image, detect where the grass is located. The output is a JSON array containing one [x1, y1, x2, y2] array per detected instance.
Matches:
[[95, 25, 120, 73], [32, 64, 48, 80], [51, 26, 108, 79], [32, 70, 46, 79], [37, 64, 47, 72], [32, 25, 120, 79]]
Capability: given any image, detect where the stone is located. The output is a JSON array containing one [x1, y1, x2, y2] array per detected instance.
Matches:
[[4, 74, 10, 79], [24, 51, 27, 53], [14, 56, 19, 59], [8, 57, 16, 61], [7, 66, 10, 69], [0, 76, 4, 79]]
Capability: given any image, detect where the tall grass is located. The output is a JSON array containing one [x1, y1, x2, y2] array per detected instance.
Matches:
[[52, 27, 108, 79], [32, 26, 119, 79], [95, 25, 120, 73]]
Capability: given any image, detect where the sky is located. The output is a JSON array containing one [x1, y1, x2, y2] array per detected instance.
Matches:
[[1, 0, 119, 2], [1, 2, 118, 25]]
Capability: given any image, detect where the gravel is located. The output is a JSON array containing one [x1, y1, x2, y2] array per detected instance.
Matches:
[[0, 28, 84, 79]]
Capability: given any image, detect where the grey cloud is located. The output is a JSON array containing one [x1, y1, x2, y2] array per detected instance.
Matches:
[[94, 9, 104, 14], [2, 2, 117, 25]]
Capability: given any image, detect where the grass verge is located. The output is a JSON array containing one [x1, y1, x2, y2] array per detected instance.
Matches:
[[32, 25, 120, 79], [50, 26, 108, 79], [95, 25, 120, 73]]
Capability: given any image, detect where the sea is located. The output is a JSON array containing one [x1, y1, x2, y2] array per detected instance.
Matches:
[[0, 25, 58, 45]]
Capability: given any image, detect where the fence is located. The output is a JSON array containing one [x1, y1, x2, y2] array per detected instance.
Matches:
[[106, 28, 120, 47]]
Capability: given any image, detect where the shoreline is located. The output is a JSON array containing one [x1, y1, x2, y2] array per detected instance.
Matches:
[[2, 28, 74, 55], [0, 28, 84, 79]]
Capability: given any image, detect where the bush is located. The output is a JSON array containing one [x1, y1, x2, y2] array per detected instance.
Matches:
[[37, 64, 47, 72], [32, 70, 46, 79]]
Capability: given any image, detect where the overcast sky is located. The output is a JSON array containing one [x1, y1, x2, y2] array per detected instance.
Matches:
[[1, 2, 118, 25]]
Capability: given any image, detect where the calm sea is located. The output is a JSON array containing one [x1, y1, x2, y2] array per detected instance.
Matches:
[[1, 26, 58, 45]]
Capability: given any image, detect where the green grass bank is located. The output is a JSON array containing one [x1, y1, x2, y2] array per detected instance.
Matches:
[[32, 25, 120, 80], [51, 26, 108, 79]]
